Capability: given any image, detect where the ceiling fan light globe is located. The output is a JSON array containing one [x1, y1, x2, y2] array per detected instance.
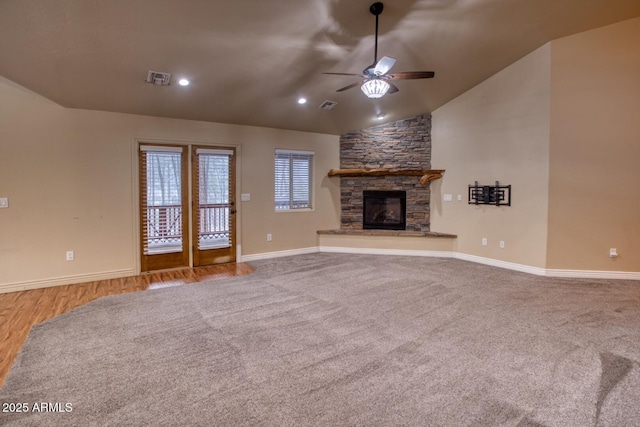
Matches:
[[361, 79, 390, 98]]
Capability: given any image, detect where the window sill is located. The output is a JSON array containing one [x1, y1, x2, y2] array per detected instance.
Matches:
[[275, 208, 314, 213]]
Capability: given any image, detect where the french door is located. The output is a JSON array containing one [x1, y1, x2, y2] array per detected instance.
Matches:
[[139, 143, 236, 272], [191, 146, 236, 266]]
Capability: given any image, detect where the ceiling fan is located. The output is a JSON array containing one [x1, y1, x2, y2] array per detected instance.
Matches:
[[323, 2, 435, 99]]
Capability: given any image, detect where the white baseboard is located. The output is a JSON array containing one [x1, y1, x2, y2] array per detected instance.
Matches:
[[453, 252, 547, 276], [319, 246, 544, 275], [0, 268, 137, 294], [317, 246, 639, 281], [240, 247, 319, 262], [319, 245, 455, 259], [4, 249, 637, 295], [545, 269, 640, 280]]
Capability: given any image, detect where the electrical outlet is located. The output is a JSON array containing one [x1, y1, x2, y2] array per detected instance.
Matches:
[[482, 238, 488, 246], [0, 197, 8, 208], [609, 248, 618, 258], [267, 234, 272, 242], [66, 251, 75, 261], [499, 241, 505, 248], [443, 194, 453, 202]]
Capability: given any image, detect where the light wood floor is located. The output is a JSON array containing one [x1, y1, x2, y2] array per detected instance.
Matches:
[[0, 262, 255, 388]]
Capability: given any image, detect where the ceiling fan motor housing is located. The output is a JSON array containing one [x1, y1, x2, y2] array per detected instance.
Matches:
[[370, 2, 384, 16]]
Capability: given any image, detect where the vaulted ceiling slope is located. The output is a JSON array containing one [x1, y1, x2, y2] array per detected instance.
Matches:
[[1, 0, 639, 135]]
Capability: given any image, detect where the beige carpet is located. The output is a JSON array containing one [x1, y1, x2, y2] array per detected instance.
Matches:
[[1, 253, 639, 426]]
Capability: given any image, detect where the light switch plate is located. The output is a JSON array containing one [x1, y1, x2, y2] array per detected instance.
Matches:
[[0, 197, 8, 208], [241, 193, 251, 202], [443, 194, 453, 202]]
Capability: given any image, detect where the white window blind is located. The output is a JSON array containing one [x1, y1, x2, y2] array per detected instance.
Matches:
[[275, 149, 313, 210]]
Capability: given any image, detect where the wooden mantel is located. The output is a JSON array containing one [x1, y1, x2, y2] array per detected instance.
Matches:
[[328, 169, 445, 185]]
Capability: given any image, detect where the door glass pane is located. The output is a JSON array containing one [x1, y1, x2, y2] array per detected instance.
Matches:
[[145, 152, 183, 254], [198, 154, 230, 249]]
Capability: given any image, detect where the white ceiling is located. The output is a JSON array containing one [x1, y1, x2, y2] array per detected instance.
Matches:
[[1, 0, 639, 135]]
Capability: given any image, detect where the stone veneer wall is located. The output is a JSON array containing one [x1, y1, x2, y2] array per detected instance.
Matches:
[[340, 113, 432, 231]]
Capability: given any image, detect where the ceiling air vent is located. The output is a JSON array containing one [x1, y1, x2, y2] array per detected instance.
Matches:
[[146, 70, 172, 86], [318, 100, 338, 110]]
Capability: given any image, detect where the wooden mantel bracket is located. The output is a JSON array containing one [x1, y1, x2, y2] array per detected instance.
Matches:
[[328, 169, 445, 186]]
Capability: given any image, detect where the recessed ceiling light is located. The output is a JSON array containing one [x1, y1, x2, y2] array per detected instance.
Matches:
[[376, 113, 386, 120], [178, 78, 190, 86], [298, 97, 307, 104]]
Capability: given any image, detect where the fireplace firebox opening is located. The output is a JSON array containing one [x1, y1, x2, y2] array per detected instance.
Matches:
[[363, 190, 407, 230]]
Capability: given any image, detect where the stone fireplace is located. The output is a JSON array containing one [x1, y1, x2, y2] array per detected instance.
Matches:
[[339, 114, 432, 232]]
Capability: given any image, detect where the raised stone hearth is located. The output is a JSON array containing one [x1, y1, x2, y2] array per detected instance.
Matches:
[[317, 228, 457, 255]]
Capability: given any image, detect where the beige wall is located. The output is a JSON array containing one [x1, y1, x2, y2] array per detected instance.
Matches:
[[0, 75, 340, 291], [431, 44, 552, 269], [238, 130, 340, 255], [3, 17, 639, 291], [547, 17, 640, 272], [432, 17, 640, 273]]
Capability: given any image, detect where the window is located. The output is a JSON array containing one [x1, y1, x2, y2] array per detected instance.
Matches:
[[275, 149, 314, 210]]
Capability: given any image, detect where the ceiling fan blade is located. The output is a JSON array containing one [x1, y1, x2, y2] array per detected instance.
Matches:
[[387, 82, 399, 94], [386, 71, 435, 80], [336, 81, 364, 92], [373, 56, 396, 76], [322, 72, 366, 77]]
